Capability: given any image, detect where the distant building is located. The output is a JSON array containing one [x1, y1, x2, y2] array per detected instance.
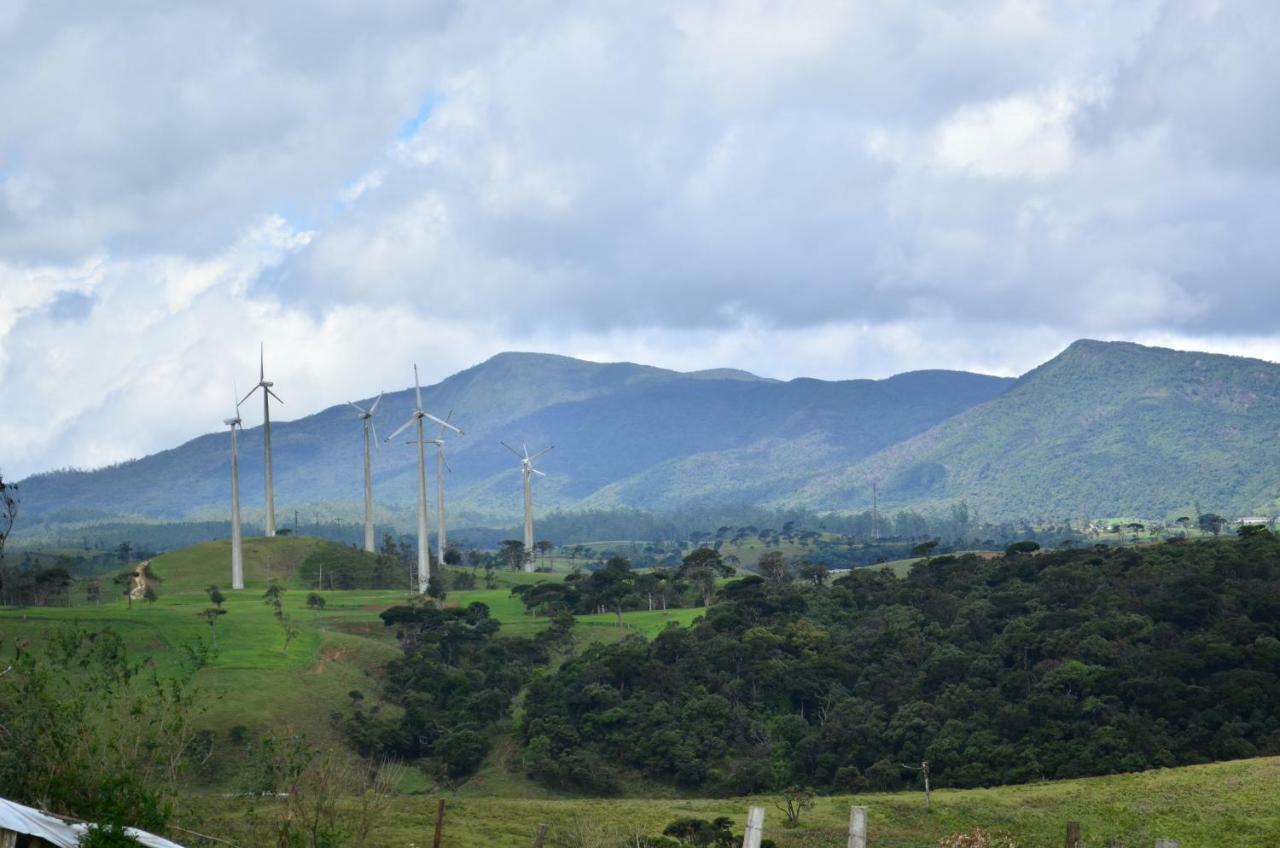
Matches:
[[1235, 516, 1269, 526], [0, 796, 185, 848]]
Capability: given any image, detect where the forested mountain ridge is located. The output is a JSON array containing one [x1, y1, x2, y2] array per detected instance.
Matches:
[[15, 352, 1011, 525], [791, 340, 1280, 521]]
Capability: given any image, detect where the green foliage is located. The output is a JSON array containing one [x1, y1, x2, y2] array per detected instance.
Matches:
[[77, 823, 144, 847], [297, 541, 400, 590], [341, 601, 547, 783], [523, 536, 1280, 794], [0, 628, 205, 832]]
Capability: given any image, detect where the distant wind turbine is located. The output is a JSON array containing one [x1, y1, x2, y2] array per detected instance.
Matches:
[[224, 386, 244, 590], [426, 411, 460, 570], [502, 441, 552, 572], [347, 392, 384, 553], [240, 343, 283, 537], [386, 365, 462, 593]]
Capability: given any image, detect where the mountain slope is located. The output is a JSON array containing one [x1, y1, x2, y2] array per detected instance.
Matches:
[[792, 340, 1280, 520], [16, 352, 1012, 524]]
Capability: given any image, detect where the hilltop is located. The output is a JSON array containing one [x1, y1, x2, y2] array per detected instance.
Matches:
[[793, 339, 1280, 520]]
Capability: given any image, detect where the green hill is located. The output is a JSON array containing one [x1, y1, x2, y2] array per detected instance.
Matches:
[[794, 339, 1280, 520]]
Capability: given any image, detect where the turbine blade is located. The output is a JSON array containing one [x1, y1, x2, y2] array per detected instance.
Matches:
[[239, 385, 260, 406], [348, 401, 368, 416], [259, 342, 264, 381], [445, 459, 452, 474], [532, 468, 547, 477], [501, 441, 523, 458], [267, 387, 284, 404], [413, 363, 423, 411], [370, 419, 380, 446], [386, 417, 416, 442], [369, 392, 384, 415], [422, 411, 462, 434], [529, 445, 554, 462]]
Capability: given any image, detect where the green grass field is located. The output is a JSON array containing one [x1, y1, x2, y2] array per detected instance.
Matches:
[[186, 755, 1280, 847]]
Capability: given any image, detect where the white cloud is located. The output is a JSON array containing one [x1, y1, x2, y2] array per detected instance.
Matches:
[[3, 1, 1280, 480]]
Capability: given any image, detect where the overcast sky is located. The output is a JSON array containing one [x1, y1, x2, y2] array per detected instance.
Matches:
[[3, 1, 1279, 479]]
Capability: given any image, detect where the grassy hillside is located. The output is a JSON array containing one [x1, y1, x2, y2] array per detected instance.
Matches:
[[15, 351, 1012, 525], [0, 537, 702, 750], [190, 755, 1280, 847], [795, 339, 1280, 521]]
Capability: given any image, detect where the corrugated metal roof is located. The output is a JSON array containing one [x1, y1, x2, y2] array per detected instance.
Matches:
[[0, 797, 186, 848]]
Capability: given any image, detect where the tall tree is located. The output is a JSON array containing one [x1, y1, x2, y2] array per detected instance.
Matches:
[[678, 547, 733, 608]]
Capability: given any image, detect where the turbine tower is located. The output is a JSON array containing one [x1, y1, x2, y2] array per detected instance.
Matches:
[[426, 412, 460, 569], [502, 442, 552, 571], [240, 343, 283, 537], [224, 389, 245, 590], [347, 393, 384, 553], [387, 365, 461, 593]]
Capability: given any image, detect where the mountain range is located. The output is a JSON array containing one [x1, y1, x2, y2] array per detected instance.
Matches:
[[14, 340, 1280, 527]]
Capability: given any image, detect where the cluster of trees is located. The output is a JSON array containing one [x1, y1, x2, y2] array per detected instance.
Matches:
[[340, 600, 561, 783], [520, 534, 1280, 794], [296, 536, 408, 590]]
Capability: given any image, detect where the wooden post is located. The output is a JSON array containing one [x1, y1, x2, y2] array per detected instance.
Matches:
[[847, 806, 867, 848], [531, 823, 548, 848], [742, 806, 765, 848], [432, 799, 445, 848], [1065, 821, 1081, 848]]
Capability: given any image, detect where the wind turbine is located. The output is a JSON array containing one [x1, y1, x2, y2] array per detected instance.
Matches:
[[426, 412, 460, 570], [386, 365, 462, 593], [224, 387, 245, 590], [347, 392, 384, 553], [502, 441, 552, 572], [240, 343, 283, 537]]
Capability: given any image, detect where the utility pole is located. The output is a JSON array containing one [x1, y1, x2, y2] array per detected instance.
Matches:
[[902, 760, 930, 810]]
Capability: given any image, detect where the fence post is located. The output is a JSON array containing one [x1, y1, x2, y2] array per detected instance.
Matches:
[[847, 806, 867, 848], [742, 806, 765, 848], [531, 823, 548, 848], [432, 799, 445, 848], [1155, 840, 1180, 848], [1065, 821, 1081, 848]]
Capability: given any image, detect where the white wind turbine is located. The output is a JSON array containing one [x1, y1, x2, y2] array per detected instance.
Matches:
[[502, 441, 553, 572], [426, 411, 460, 569], [347, 392, 384, 553], [224, 386, 245, 590], [240, 343, 283, 537], [386, 365, 462, 593]]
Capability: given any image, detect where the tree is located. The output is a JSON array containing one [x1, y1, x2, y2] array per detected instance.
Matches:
[[443, 544, 462, 566], [911, 539, 940, 558], [534, 540, 555, 563], [1199, 513, 1226, 535], [206, 585, 226, 608], [115, 542, 133, 564], [86, 578, 103, 606], [679, 547, 733, 608], [1004, 540, 1040, 556], [199, 607, 227, 648], [499, 540, 526, 570], [798, 562, 829, 586], [306, 592, 327, 612], [0, 473, 15, 563], [113, 569, 137, 609], [776, 785, 815, 827], [589, 556, 635, 629], [757, 550, 791, 585]]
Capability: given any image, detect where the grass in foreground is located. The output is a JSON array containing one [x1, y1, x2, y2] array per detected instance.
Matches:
[[186, 755, 1280, 847]]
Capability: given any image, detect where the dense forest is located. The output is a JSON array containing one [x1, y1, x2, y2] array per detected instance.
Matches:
[[520, 533, 1280, 794]]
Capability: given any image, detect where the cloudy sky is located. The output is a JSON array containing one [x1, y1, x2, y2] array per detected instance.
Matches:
[[3, 0, 1279, 479]]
